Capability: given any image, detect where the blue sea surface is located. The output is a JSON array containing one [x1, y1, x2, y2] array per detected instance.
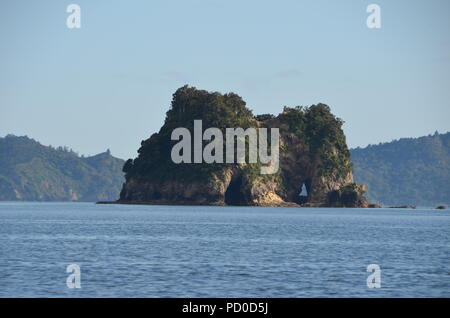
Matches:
[[0, 202, 449, 297]]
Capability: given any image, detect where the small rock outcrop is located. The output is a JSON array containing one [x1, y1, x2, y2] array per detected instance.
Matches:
[[389, 206, 417, 209], [119, 86, 372, 207]]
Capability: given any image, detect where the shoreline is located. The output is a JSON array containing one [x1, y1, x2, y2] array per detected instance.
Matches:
[[96, 200, 382, 208]]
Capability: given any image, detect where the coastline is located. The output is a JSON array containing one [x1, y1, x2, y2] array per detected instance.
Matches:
[[96, 200, 381, 208]]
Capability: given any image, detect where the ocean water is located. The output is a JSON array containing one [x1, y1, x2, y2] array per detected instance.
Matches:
[[0, 202, 449, 298]]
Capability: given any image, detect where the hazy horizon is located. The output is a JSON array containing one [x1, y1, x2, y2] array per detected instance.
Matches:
[[1, 0, 449, 159]]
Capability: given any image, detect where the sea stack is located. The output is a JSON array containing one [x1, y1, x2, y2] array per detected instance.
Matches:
[[119, 86, 370, 207]]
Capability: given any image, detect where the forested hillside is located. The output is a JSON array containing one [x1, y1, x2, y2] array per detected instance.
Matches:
[[0, 135, 125, 201], [351, 132, 450, 207]]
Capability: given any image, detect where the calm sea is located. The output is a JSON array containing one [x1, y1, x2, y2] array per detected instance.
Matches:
[[0, 202, 448, 297]]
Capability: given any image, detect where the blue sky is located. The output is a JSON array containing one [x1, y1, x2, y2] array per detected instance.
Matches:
[[1, 0, 449, 159]]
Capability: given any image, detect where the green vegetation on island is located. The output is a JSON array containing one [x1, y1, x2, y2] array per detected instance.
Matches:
[[121, 86, 368, 207]]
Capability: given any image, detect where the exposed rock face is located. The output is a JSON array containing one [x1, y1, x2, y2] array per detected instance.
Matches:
[[119, 86, 371, 207]]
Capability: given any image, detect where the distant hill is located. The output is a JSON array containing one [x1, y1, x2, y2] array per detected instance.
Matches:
[[0, 135, 125, 202], [351, 132, 450, 207]]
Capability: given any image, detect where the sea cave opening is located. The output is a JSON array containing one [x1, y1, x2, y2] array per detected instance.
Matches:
[[224, 174, 247, 206], [297, 181, 310, 204]]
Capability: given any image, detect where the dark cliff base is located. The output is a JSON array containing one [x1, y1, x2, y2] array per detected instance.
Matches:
[[98, 200, 298, 207], [97, 200, 381, 208]]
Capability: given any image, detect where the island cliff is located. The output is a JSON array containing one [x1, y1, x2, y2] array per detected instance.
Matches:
[[119, 86, 372, 207]]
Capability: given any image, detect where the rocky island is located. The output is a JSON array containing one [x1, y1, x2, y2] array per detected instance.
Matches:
[[117, 86, 373, 207]]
